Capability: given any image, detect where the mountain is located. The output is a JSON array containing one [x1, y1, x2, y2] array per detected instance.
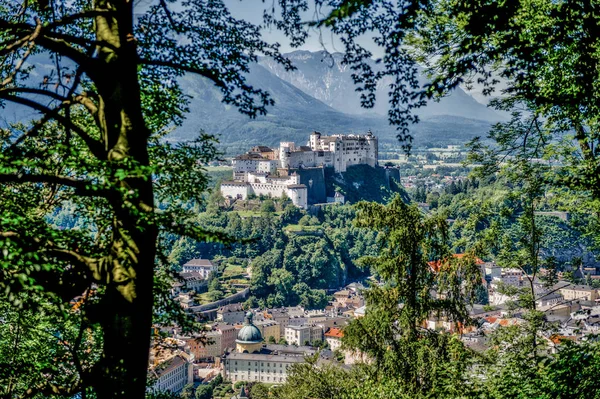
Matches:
[[176, 63, 390, 153], [176, 59, 495, 152], [1, 52, 496, 152], [258, 50, 504, 122]]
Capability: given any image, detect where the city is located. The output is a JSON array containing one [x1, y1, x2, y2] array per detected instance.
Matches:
[[1, 1, 599, 399]]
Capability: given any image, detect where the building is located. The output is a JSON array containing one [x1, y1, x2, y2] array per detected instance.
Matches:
[[220, 172, 308, 209], [178, 272, 206, 293], [223, 351, 303, 384], [255, 320, 281, 342], [222, 314, 303, 384], [559, 285, 599, 302], [233, 153, 279, 176], [324, 328, 344, 351], [217, 304, 246, 324], [236, 312, 264, 354], [268, 309, 290, 330], [214, 323, 238, 354], [280, 131, 378, 173], [182, 259, 216, 278], [149, 352, 194, 394], [222, 314, 337, 384], [222, 131, 378, 208], [284, 325, 322, 346], [249, 146, 279, 160], [184, 332, 221, 361]]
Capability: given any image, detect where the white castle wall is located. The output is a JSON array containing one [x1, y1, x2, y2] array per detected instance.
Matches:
[[221, 173, 307, 208], [220, 182, 249, 199]]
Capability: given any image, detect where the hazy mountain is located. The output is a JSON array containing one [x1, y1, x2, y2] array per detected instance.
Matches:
[[0, 52, 496, 152], [175, 62, 493, 152], [258, 50, 504, 122]]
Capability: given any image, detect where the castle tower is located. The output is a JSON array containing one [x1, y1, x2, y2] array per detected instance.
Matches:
[[309, 131, 321, 150]]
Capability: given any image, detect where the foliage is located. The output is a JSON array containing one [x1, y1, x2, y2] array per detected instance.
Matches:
[[194, 385, 212, 399]]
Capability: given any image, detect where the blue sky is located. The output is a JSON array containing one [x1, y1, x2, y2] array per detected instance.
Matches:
[[134, 0, 364, 55]]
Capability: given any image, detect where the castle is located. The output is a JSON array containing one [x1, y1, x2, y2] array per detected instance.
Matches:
[[220, 131, 379, 208], [281, 130, 378, 173]]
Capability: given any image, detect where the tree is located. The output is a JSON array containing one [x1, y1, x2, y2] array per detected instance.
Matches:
[[0, 1, 306, 397], [340, 195, 482, 397], [250, 383, 270, 399], [261, 199, 276, 214], [195, 385, 213, 399], [180, 384, 195, 399]]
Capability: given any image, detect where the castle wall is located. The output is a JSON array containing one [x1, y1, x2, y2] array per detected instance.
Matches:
[[286, 187, 308, 209], [221, 183, 249, 199], [249, 182, 287, 198]]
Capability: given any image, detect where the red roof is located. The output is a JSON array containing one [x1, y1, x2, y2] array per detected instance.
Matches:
[[325, 328, 344, 339], [550, 335, 577, 345], [485, 317, 498, 324], [428, 253, 485, 272]]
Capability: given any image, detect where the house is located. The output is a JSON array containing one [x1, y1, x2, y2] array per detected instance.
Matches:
[[217, 304, 246, 324], [182, 259, 216, 279], [559, 285, 598, 302], [324, 328, 344, 351]]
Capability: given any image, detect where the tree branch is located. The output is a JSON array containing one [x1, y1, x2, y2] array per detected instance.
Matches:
[[0, 94, 106, 159], [0, 172, 115, 199]]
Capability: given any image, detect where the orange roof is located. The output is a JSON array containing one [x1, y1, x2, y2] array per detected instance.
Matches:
[[428, 254, 485, 273], [485, 317, 498, 324], [550, 335, 577, 345], [499, 319, 510, 327], [324, 328, 344, 339]]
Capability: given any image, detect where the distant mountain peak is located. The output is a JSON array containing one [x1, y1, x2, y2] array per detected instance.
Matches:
[[258, 50, 504, 123]]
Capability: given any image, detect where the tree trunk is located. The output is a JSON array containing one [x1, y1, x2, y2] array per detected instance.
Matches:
[[91, 1, 156, 398]]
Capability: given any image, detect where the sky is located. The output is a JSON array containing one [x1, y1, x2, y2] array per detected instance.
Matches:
[[134, 0, 375, 56]]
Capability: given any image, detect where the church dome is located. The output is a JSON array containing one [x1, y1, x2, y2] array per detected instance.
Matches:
[[236, 311, 262, 343]]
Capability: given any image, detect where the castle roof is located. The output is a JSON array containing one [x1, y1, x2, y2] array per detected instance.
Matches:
[[250, 146, 274, 153], [235, 153, 265, 160], [287, 184, 307, 189]]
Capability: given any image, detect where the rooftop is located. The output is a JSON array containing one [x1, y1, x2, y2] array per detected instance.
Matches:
[[324, 327, 344, 339], [183, 259, 214, 267]]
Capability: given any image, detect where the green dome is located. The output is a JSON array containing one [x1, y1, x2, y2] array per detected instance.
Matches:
[[236, 312, 262, 343]]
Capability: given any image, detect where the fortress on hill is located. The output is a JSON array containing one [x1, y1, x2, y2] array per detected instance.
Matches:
[[220, 131, 379, 208]]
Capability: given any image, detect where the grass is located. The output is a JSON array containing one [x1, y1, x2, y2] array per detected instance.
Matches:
[[234, 210, 282, 218], [285, 224, 322, 232], [205, 165, 232, 171], [222, 265, 245, 280]]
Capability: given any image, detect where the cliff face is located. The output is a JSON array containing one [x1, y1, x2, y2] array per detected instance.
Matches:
[[288, 168, 327, 205], [324, 164, 408, 204]]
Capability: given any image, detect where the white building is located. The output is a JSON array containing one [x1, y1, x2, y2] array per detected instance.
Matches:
[[324, 328, 343, 351], [182, 259, 216, 278], [233, 153, 279, 177], [280, 131, 378, 173], [284, 325, 323, 346], [224, 352, 303, 384], [220, 172, 308, 209], [149, 352, 194, 394], [222, 131, 378, 208]]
